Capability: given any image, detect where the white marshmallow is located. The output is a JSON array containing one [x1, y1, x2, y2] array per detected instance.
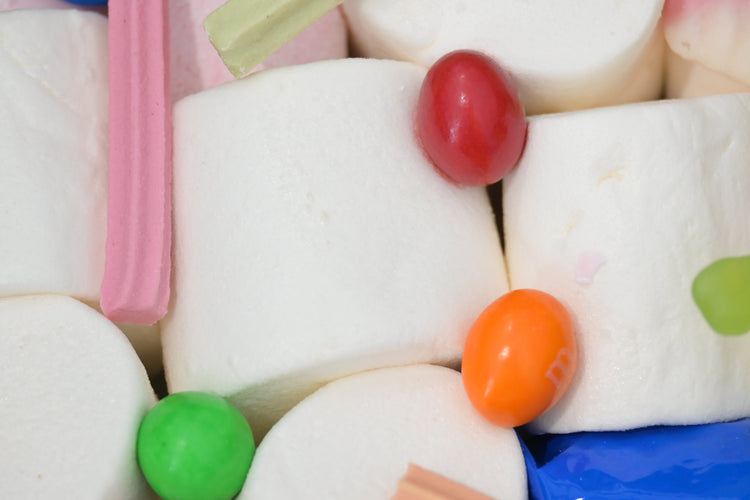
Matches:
[[0, 295, 155, 498], [164, 58, 507, 438], [0, 10, 107, 303], [0, 10, 164, 377], [503, 93, 750, 433], [664, 0, 750, 97], [238, 365, 527, 500], [342, 0, 665, 115], [666, 48, 750, 99]]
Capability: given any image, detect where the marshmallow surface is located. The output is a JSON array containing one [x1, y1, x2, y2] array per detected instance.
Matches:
[[0, 295, 155, 498], [165, 58, 507, 438], [664, 0, 750, 98], [0, 10, 107, 302], [342, 0, 665, 114], [239, 365, 527, 500], [666, 47, 750, 99], [504, 93, 750, 433], [0, 9, 163, 375]]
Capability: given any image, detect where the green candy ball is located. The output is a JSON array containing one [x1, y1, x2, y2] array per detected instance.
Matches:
[[137, 391, 255, 500], [692, 255, 750, 335]]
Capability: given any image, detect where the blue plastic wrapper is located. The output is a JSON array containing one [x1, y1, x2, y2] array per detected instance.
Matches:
[[63, 0, 107, 5], [521, 418, 750, 499]]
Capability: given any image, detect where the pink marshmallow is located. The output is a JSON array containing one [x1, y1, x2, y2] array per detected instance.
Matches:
[[170, 2, 348, 102], [663, 0, 748, 23], [254, 8, 348, 73]]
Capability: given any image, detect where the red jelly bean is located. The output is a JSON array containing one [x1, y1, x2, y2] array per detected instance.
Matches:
[[416, 50, 527, 186]]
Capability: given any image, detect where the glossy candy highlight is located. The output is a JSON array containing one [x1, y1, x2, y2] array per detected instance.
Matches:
[[416, 50, 527, 186], [462, 289, 577, 427], [137, 392, 255, 500]]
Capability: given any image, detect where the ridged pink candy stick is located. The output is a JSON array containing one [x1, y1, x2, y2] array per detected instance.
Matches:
[[102, 0, 171, 325]]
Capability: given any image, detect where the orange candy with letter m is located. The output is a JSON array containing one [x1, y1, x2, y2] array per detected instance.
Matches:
[[461, 289, 578, 428]]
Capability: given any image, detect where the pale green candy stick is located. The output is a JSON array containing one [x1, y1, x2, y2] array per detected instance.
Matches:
[[692, 255, 750, 335], [205, 0, 344, 78]]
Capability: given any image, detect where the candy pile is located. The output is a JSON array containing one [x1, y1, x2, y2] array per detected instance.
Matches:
[[1, 0, 750, 499]]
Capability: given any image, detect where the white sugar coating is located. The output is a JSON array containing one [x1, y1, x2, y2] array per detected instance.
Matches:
[[0, 295, 156, 498], [164, 58, 507, 439], [0, 10, 107, 302], [342, 0, 665, 115], [238, 365, 527, 500], [504, 93, 750, 434]]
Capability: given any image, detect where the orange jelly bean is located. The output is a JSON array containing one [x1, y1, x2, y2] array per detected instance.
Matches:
[[462, 289, 577, 428]]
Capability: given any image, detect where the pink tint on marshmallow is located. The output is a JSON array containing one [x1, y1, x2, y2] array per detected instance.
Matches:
[[662, 0, 706, 22], [663, 0, 750, 87], [170, 2, 347, 101], [254, 9, 348, 73], [575, 252, 607, 285], [663, 0, 749, 23], [102, 0, 172, 325]]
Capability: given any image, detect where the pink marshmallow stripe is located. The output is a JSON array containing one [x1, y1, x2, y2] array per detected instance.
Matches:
[[102, 0, 171, 325]]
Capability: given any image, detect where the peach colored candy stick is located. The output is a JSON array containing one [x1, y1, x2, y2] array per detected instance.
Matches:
[[392, 464, 498, 500], [102, 0, 171, 325]]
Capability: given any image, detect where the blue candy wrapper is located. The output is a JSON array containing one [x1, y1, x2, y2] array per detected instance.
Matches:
[[521, 418, 750, 499], [62, 0, 107, 5]]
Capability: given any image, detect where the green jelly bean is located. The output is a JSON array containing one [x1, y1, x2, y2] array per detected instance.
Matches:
[[692, 255, 750, 335], [137, 391, 255, 500]]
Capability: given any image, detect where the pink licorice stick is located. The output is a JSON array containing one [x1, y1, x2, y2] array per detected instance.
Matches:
[[102, 0, 171, 325]]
